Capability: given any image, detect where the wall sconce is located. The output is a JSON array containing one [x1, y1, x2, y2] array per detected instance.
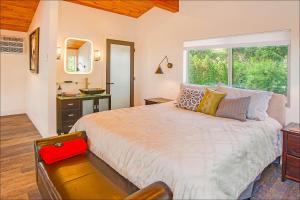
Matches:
[[155, 56, 173, 74], [56, 47, 62, 60], [94, 50, 101, 61]]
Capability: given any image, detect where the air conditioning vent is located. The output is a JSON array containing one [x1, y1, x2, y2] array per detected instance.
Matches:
[[0, 36, 24, 54]]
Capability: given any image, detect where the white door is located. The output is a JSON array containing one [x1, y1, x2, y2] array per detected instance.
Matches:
[[107, 41, 133, 109]]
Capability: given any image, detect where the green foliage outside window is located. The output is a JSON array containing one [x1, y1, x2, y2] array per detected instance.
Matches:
[[188, 49, 228, 86], [187, 45, 288, 95], [232, 46, 288, 95]]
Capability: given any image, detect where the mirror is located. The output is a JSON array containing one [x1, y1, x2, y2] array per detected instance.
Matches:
[[64, 38, 93, 74]]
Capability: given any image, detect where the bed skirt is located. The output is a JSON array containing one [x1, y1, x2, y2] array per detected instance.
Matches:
[[238, 156, 281, 200]]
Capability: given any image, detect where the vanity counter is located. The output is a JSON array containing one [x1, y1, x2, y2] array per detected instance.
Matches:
[[57, 93, 111, 101]]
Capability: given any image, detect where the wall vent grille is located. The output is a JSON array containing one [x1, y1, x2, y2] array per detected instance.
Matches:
[[0, 36, 24, 54]]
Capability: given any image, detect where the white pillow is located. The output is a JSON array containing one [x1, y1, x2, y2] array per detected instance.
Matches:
[[216, 85, 256, 98], [216, 85, 273, 120], [247, 92, 273, 120]]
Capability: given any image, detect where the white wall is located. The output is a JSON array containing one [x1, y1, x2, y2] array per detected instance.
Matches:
[[27, 0, 58, 136], [56, 1, 137, 94], [135, 0, 300, 123], [0, 30, 28, 116]]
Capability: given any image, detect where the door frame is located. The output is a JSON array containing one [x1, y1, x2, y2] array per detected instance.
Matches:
[[106, 39, 134, 107]]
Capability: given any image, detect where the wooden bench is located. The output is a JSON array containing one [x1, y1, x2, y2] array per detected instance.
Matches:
[[34, 131, 172, 200]]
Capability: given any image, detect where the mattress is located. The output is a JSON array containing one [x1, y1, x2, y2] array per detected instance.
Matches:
[[72, 102, 282, 199]]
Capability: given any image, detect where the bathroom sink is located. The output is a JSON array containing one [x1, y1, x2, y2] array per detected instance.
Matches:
[[79, 88, 105, 95]]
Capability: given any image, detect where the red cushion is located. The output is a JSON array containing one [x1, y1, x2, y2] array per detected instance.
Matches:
[[39, 138, 88, 164]]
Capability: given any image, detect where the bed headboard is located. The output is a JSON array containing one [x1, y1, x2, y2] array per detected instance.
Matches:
[[267, 93, 286, 126]]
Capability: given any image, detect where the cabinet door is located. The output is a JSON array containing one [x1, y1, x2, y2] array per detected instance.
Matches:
[[82, 100, 94, 115], [99, 98, 109, 111]]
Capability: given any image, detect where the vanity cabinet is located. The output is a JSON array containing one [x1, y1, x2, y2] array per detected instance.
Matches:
[[57, 99, 82, 134], [57, 94, 111, 134]]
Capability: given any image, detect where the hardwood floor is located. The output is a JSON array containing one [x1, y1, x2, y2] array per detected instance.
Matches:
[[252, 163, 300, 200], [0, 114, 299, 200], [1, 114, 41, 200]]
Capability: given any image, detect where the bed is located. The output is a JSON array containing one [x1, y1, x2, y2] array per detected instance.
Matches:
[[71, 93, 285, 199]]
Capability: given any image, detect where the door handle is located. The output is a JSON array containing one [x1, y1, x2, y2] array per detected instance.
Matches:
[[106, 82, 115, 85]]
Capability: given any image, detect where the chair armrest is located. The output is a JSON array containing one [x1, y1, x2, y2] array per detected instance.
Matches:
[[34, 131, 87, 162], [125, 181, 173, 200]]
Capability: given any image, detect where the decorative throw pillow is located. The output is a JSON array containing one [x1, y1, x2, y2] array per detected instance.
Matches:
[[176, 83, 208, 102], [216, 97, 251, 121], [39, 139, 88, 164], [246, 92, 273, 121], [177, 87, 204, 111], [196, 89, 226, 115]]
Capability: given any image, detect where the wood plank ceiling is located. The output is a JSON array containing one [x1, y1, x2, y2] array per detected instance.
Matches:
[[0, 0, 40, 32], [0, 0, 179, 32], [65, 0, 179, 18]]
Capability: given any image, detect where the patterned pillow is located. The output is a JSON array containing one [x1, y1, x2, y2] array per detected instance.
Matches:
[[176, 83, 208, 103], [196, 89, 226, 115], [177, 87, 204, 111]]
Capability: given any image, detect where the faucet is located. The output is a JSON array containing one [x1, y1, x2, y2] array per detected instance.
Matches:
[[84, 77, 90, 89]]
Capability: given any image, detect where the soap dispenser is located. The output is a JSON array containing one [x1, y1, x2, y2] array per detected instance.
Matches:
[[57, 84, 62, 96]]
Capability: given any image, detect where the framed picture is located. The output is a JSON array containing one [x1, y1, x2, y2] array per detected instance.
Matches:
[[29, 27, 40, 73]]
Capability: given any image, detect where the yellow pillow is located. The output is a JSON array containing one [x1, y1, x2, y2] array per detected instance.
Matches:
[[196, 89, 226, 115]]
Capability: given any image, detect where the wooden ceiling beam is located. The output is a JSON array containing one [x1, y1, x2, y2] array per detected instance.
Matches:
[[64, 0, 155, 18], [152, 0, 179, 13], [64, 0, 179, 18]]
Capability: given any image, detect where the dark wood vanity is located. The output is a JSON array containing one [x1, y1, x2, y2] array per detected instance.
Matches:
[[57, 94, 111, 134]]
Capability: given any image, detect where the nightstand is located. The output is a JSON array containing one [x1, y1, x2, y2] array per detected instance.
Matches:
[[281, 122, 300, 183], [145, 97, 173, 105]]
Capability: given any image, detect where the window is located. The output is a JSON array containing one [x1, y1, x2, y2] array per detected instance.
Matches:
[[232, 46, 288, 95], [67, 55, 77, 72], [188, 48, 228, 86], [184, 31, 290, 97]]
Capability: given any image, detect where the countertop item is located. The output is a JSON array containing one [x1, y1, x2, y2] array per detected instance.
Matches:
[[79, 88, 106, 95]]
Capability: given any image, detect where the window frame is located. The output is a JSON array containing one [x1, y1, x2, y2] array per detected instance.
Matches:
[[184, 44, 291, 107]]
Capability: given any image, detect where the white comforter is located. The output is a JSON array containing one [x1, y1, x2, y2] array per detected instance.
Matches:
[[72, 102, 282, 199]]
